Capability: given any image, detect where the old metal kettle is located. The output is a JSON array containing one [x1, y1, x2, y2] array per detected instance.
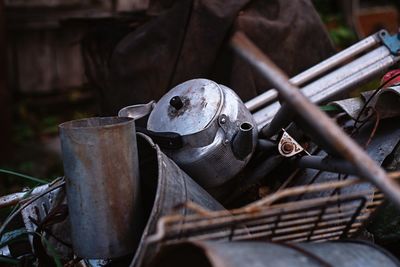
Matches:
[[146, 79, 257, 188]]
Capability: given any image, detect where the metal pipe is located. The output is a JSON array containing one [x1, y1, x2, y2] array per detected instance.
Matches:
[[303, 46, 391, 101], [231, 32, 400, 209], [309, 54, 399, 103], [297, 156, 358, 175], [257, 139, 276, 153], [289, 34, 380, 87], [253, 52, 399, 129], [60, 117, 142, 258], [260, 103, 293, 137], [232, 122, 255, 160], [245, 33, 381, 112]]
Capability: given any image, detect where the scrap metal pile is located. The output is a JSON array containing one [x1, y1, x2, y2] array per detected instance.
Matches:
[[2, 29, 400, 266]]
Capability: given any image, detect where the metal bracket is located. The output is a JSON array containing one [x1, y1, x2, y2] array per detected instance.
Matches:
[[218, 114, 238, 145], [278, 129, 309, 157], [379, 30, 400, 55]]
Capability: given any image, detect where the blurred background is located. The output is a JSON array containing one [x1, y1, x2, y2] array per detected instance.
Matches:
[[0, 0, 399, 194]]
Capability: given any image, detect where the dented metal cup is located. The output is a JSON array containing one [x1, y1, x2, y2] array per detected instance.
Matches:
[[59, 117, 142, 259], [129, 133, 225, 267]]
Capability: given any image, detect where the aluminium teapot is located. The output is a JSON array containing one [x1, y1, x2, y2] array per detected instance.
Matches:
[[146, 79, 257, 188]]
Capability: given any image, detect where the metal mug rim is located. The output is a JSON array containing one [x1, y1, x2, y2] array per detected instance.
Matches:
[[59, 116, 134, 130]]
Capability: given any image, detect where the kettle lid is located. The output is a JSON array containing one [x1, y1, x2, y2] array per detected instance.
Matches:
[[147, 79, 224, 136]]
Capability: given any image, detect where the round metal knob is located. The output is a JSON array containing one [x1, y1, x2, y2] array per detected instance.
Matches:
[[170, 96, 184, 110]]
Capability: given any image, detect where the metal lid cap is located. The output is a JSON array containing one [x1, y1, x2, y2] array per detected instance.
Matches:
[[147, 79, 224, 136]]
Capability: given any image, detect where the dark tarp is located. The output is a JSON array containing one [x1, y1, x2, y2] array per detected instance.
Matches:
[[83, 0, 335, 115]]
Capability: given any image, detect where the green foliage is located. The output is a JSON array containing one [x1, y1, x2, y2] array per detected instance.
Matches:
[[0, 169, 48, 184], [311, 0, 357, 48], [40, 116, 60, 135], [12, 122, 35, 143], [41, 235, 63, 267], [320, 105, 340, 112], [328, 25, 357, 48]]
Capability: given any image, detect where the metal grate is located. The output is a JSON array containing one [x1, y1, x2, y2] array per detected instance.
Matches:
[[146, 177, 388, 245]]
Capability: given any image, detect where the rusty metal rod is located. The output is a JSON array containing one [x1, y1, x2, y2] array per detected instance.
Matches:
[[231, 32, 400, 209], [165, 213, 365, 243], [159, 192, 374, 239], [148, 192, 380, 244]]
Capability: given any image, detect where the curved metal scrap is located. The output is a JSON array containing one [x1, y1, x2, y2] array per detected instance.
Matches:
[[129, 133, 224, 267], [331, 86, 400, 120], [149, 240, 400, 267]]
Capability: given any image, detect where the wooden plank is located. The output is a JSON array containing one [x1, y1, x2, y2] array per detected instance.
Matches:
[[11, 27, 86, 93], [0, 0, 13, 162], [116, 0, 149, 11], [5, 0, 88, 8]]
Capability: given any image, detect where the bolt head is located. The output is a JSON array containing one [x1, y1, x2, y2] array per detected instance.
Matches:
[[281, 142, 294, 154]]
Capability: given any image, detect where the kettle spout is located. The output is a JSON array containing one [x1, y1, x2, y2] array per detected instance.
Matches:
[[232, 122, 254, 160]]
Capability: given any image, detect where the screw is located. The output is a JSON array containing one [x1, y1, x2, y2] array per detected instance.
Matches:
[[281, 141, 294, 154], [220, 117, 226, 124]]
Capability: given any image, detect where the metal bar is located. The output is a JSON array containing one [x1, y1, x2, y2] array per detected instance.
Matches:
[[149, 175, 392, 243], [235, 222, 361, 242], [307, 204, 326, 241], [231, 32, 400, 209], [289, 228, 358, 243], [289, 34, 380, 87], [305, 47, 395, 102], [271, 229, 357, 242], [310, 55, 398, 103], [297, 156, 358, 175], [253, 48, 399, 129], [245, 33, 381, 111], [340, 196, 367, 238], [166, 193, 370, 233], [149, 192, 381, 244], [171, 215, 351, 242]]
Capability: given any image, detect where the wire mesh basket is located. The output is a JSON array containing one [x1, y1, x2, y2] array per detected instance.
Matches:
[[146, 175, 400, 246]]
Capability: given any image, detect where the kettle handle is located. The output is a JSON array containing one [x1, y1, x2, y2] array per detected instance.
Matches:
[[136, 127, 183, 150]]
